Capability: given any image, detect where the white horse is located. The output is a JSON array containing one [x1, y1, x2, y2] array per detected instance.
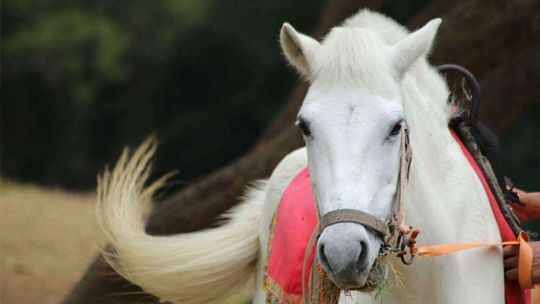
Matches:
[[96, 10, 504, 304]]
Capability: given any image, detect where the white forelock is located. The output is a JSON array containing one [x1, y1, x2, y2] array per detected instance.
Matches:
[[311, 10, 410, 88], [343, 9, 409, 44], [311, 27, 396, 92], [312, 9, 452, 137]]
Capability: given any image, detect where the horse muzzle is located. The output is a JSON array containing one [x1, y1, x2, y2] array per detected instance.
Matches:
[[317, 222, 381, 289]]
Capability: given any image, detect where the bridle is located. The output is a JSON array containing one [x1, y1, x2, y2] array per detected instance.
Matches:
[[305, 64, 481, 273], [303, 124, 416, 303], [314, 124, 416, 264]]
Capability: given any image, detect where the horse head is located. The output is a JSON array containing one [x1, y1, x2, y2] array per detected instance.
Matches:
[[279, 15, 441, 290]]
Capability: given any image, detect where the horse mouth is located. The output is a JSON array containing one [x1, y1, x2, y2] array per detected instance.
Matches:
[[357, 256, 388, 291], [317, 222, 388, 291], [326, 256, 388, 292]]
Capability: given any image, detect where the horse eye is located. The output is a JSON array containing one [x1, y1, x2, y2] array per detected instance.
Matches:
[[296, 119, 311, 136], [390, 122, 402, 136]]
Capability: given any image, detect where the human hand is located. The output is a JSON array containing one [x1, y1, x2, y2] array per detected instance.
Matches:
[[503, 241, 540, 283], [508, 189, 540, 222]]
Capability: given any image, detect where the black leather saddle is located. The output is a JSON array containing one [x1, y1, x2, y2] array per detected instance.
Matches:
[[440, 64, 522, 233]]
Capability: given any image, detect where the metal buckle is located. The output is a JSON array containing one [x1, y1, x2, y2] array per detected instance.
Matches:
[[397, 233, 416, 265], [381, 231, 416, 266]]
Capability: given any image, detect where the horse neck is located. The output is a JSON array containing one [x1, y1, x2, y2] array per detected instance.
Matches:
[[388, 61, 505, 304], [401, 60, 494, 244], [402, 60, 453, 170]]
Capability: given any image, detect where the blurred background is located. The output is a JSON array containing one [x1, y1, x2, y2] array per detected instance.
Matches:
[[1, 0, 539, 303]]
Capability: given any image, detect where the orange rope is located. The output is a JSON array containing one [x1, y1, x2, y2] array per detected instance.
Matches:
[[411, 232, 539, 303]]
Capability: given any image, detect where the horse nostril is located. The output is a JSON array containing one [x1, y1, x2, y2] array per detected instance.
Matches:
[[319, 244, 332, 273], [317, 224, 375, 285], [355, 241, 369, 273]]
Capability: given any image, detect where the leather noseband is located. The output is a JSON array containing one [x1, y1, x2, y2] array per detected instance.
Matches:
[[317, 209, 389, 238]]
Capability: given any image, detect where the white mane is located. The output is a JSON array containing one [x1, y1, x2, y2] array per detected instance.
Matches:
[[310, 10, 453, 172], [344, 10, 409, 43]]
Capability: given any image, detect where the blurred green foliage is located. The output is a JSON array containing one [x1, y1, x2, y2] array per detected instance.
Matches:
[[2, 0, 537, 193], [1, 0, 433, 189], [2, 0, 328, 188]]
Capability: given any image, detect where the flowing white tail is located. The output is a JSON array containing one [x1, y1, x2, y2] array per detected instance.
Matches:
[[96, 138, 265, 304]]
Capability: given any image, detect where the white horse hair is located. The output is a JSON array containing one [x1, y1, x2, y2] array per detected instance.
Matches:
[[96, 10, 504, 304]]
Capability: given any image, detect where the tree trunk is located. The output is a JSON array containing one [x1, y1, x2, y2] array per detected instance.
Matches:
[[479, 41, 540, 134], [412, 0, 540, 81], [65, 0, 540, 302]]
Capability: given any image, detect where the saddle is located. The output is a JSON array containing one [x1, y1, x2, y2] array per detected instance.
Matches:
[[442, 64, 532, 304], [440, 64, 522, 234]]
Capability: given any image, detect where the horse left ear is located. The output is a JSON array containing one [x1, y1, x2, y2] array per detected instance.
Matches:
[[280, 23, 320, 79], [390, 18, 442, 76]]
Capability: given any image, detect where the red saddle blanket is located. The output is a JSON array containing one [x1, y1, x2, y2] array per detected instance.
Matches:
[[263, 129, 529, 303]]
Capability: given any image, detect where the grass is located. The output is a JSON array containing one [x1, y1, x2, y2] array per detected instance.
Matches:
[[0, 179, 98, 303], [0, 179, 252, 304]]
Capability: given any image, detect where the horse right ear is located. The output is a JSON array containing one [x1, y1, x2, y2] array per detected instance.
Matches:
[[390, 18, 442, 76], [280, 23, 320, 79]]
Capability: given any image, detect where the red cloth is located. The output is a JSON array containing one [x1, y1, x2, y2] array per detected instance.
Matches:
[[264, 129, 528, 303], [265, 168, 316, 303]]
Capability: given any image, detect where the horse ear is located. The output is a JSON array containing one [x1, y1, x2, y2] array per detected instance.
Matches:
[[280, 22, 320, 78], [390, 18, 442, 76]]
